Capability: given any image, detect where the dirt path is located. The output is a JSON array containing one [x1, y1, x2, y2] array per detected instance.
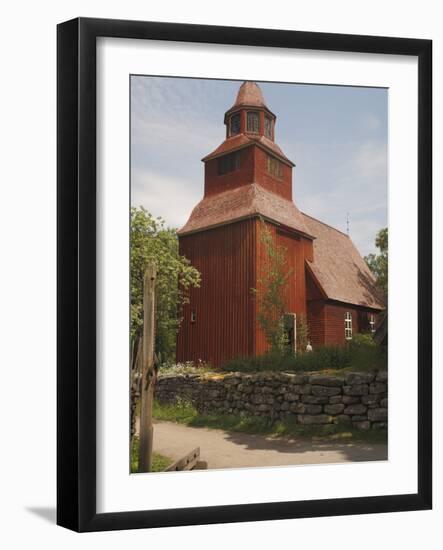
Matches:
[[152, 420, 387, 469]]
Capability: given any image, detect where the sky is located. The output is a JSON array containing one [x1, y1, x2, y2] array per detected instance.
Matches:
[[131, 76, 387, 257]]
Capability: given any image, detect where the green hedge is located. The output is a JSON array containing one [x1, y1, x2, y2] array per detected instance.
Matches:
[[221, 334, 386, 373]]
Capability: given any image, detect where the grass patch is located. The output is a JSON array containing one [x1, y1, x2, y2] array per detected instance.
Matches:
[[220, 335, 387, 374], [153, 400, 387, 445], [131, 436, 173, 473]]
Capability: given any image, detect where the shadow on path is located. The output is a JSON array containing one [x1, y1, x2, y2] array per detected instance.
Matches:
[[222, 429, 387, 462], [152, 420, 388, 469]]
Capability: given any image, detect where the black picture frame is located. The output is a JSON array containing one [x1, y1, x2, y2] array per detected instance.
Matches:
[[57, 17, 432, 532]]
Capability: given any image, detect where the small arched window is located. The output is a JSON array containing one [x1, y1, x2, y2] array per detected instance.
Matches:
[[247, 111, 259, 133]]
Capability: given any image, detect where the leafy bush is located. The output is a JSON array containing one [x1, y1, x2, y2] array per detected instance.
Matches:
[[131, 207, 201, 362], [349, 332, 376, 347]]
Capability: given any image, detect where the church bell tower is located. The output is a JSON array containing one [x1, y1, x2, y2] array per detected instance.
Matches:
[[176, 81, 314, 367]]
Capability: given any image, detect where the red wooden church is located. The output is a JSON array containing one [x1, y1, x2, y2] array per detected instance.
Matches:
[[176, 81, 384, 367]]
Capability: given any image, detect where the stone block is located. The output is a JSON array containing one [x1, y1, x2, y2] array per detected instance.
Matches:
[[369, 382, 387, 394], [284, 392, 299, 402], [329, 395, 343, 404], [343, 384, 369, 396], [375, 370, 388, 383], [353, 420, 371, 430], [342, 395, 360, 404], [311, 385, 341, 397], [304, 404, 323, 414], [224, 377, 240, 385], [288, 374, 308, 384], [298, 414, 333, 425], [335, 414, 352, 425], [344, 404, 367, 415], [308, 375, 344, 387], [302, 395, 329, 404], [361, 394, 380, 405], [368, 408, 388, 422], [324, 403, 345, 415], [345, 372, 374, 385], [289, 402, 306, 414]]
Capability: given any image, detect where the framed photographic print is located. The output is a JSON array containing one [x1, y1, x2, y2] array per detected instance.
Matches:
[[57, 17, 432, 532]]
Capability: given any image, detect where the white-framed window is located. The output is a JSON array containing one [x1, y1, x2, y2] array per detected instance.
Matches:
[[190, 310, 196, 323], [369, 313, 376, 333], [344, 311, 353, 340]]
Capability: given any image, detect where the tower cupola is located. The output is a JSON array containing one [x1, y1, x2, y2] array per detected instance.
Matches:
[[224, 81, 276, 141]]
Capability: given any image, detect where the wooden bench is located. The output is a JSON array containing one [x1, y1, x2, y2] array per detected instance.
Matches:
[[165, 447, 207, 472]]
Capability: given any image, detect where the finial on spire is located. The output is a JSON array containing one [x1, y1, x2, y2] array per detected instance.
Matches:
[[346, 212, 350, 236], [233, 81, 267, 109]]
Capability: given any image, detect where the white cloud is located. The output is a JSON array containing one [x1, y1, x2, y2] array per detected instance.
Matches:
[[130, 77, 387, 257], [350, 140, 387, 182], [132, 116, 221, 158], [131, 169, 201, 229], [295, 139, 387, 256]]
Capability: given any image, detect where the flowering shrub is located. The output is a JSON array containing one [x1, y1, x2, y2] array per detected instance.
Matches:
[[158, 360, 214, 376]]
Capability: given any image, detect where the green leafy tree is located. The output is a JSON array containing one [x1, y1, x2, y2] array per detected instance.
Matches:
[[252, 220, 291, 353], [364, 227, 388, 299], [296, 313, 310, 353], [131, 207, 201, 362]]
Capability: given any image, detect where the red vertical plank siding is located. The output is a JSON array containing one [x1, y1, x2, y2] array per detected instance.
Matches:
[[307, 301, 325, 348], [324, 304, 361, 346], [204, 147, 255, 197], [253, 147, 293, 200], [176, 217, 379, 363], [177, 219, 256, 367]]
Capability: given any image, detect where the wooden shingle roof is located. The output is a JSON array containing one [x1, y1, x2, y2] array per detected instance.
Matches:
[[232, 81, 267, 109], [302, 213, 385, 310], [178, 183, 312, 237]]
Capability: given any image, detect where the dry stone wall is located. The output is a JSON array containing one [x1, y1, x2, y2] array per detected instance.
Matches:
[[156, 370, 388, 430]]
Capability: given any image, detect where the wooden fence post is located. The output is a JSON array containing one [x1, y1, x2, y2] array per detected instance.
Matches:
[[138, 263, 157, 472]]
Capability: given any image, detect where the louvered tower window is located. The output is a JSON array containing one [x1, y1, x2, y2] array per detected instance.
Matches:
[[267, 155, 283, 178], [264, 116, 273, 139], [218, 152, 240, 175], [230, 113, 240, 136], [247, 111, 259, 133]]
